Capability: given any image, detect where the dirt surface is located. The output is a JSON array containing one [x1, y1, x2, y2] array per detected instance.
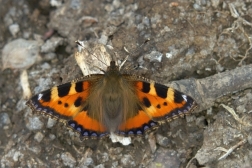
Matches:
[[1, 0, 252, 168]]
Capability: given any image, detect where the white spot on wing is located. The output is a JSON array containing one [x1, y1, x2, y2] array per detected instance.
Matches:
[[182, 95, 187, 102], [38, 93, 43, 100]]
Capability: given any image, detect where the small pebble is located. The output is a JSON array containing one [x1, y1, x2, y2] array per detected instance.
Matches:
[[236, 105, 246, 113], [27, 145, 42, 155], [195, 116, 207, 128], [211, 0, 220, 8], [0, 113, 11, 127], [26, 116, 44, 131], [144, 51, 163, 62], [34, 132, 44, 142], [78, 157, 94, 167], [186, 115, 196, 123], [111, 161, 118, 168], [61, 152, 76, 168], [40, 37, 64, 53], [148, 133, 157, 153], [193, 3, 201, 10], [166, 52, 173, 59], [156, 134, 170, 147], [49, 134, 56, 140], [94, 164, 105, 168], [13, 150, 24, 162], [50, 0, 63, 7], [120, 154, 135, 167], [247, 133, 252, 145], [47, 118, 57, 128], [41, 62, 51, 70], [9, 23, 20, 37], [98, 34, 108, 45]]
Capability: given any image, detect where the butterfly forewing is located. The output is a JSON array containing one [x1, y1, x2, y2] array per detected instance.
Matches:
[[133, 79, 197, 122], [27, 76, 110, 139]]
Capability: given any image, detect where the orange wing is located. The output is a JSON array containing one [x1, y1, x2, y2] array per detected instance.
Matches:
[[26, 79, 109, 139], [116, 80, 197, 137]]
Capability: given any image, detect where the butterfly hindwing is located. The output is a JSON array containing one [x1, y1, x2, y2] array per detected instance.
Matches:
[[68, 109, 109, 139], [117, 110, 159, 136]]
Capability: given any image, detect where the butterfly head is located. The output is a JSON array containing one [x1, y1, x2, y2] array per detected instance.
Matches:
[[106, 61, 121, 75]]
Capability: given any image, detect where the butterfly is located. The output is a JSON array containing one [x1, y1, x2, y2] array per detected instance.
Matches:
[[26, 60, 197, 140]]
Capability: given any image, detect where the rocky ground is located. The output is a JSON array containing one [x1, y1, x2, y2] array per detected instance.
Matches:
[[0, 0, 252, 168]]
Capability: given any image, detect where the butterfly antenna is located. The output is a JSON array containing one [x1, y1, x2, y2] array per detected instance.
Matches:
[[119, 38, 150, 71], [119, 55, 129, 70], [123, 38, 150, 55]]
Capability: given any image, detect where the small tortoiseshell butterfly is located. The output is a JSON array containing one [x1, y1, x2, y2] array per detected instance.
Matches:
[[26, 57, 197, 140]]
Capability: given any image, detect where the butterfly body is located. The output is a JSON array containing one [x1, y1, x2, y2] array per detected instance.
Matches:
[[85, 61, 141, 133], [27, 61, 197, 139]]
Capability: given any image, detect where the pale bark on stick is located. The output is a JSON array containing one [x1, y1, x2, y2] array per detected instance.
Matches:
[[167, 64, 252, 112]]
